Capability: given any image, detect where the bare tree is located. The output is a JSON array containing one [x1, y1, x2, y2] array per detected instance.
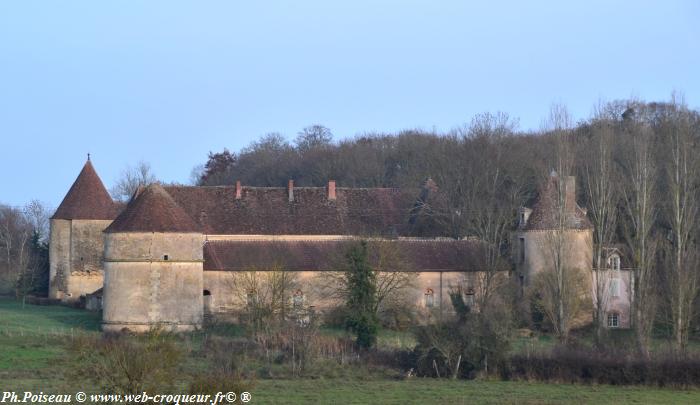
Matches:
[[620, 124, 658, 357], [0, 205, 32, 295], [23, 200, 50, 241], [110, 161, 157, 202], [581, 116, 618, 342], [538, 104, 590, 343], [295, 125, 333, 152], [317, 241, 417, 315], [228, 265, 300, 342], [663, 95, 700, 351], [461, 112, 523, 308]]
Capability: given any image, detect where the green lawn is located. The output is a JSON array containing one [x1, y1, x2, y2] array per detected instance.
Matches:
[[0, 299, 100, 371], [253, 379, 700, 405], [1, 297, 700, 404]]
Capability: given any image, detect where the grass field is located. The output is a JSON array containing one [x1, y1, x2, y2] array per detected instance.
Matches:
[[2, 298, 700, 404]]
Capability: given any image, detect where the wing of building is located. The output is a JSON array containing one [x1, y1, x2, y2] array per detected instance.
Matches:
[[50, 159, 488, 332]]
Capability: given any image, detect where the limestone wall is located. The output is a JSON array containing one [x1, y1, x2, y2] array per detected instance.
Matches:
[[102, 232, 204, 332], [49, 219, 112, 300], [202, 269, 489, 319], [105, 232, 203, 261], [520, 229, 592, 283], [49, 219, 71, 299], [103, 261, 203, 332]]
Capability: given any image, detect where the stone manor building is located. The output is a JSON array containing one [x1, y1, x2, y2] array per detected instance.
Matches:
[[49, 159, 631, 331]]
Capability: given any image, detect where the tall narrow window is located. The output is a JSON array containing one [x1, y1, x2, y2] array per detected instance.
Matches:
[[519, 238, 525, 263], [424, 288, 435, 308], [608, 254, 620, 271]]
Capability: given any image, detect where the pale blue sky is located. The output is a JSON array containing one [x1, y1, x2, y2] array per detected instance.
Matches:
[[1, 1, 698, 208]]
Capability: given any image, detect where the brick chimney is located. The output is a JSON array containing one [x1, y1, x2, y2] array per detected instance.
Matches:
[[288, 179, 294, 202], [235, 180, 242, 200], [328, 180, 336, 200]]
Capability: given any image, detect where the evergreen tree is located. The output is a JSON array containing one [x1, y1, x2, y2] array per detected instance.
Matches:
[[16, 231, 49, 298], [344, 241, 379, 349]]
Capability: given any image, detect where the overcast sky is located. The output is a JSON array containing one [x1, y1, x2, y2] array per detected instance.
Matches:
[[1, 1, 698, 208]]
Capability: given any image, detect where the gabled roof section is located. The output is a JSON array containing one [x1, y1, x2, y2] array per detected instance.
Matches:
[[524, 174, 593, 231], [203, 239, 487, 272], [104, 184, 201, 233], [52, 160, 120, 220], [162, 185, 429, 236]]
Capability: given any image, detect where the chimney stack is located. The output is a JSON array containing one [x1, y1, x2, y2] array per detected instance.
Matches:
[[235, 180, 242, 200], [288, 179, 294, 202], [328, 180, 336, 200]]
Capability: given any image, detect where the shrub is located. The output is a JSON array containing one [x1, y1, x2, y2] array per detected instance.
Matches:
[[504, 346, 700, 387], [189, 371, 255, 397], [68, 330, 183, 394], [412, 289, 513, 379]]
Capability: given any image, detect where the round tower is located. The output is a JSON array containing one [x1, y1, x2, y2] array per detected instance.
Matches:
[[517, 174, 593, 285], [102, 184, 203, 332], [49, 158, 119, 301]]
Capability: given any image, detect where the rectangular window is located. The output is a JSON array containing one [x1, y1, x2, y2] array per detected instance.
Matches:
[[607, 313, 619, 328], [465, 294, 475, 307], [609, 279, 620, 298], [246, 290, 257, 307], [608, 255, 621, 271]]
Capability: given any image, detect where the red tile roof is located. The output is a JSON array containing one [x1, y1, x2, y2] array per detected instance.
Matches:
[[52, 160, 120, 220], [203, 239, 486, 272], [163, 185, 428, 236], [524, 175, 593, 231], [104, 184, 201, 233]]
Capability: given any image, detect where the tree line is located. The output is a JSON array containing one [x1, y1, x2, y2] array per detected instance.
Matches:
[[196, 94, 700, 355]]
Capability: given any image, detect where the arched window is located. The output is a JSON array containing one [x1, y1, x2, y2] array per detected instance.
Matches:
[[424, 288, 435, 308], [607, 312, 620, 328], [203, 290, 211, 296]]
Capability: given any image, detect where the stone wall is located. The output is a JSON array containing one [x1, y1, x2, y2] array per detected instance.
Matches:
[[520, 229, 592, 284], [49, 219, 112, 301], [105, 232, 203, 261], [202, 269, 490, 319], [102, 232, 204, 332], [49, 219, 71, 299]]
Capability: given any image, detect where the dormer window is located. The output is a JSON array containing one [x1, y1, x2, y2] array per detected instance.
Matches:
[[608, 254, 620, 271]]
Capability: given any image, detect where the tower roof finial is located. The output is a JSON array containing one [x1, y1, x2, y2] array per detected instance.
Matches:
[[87, 153, 91, 161]]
